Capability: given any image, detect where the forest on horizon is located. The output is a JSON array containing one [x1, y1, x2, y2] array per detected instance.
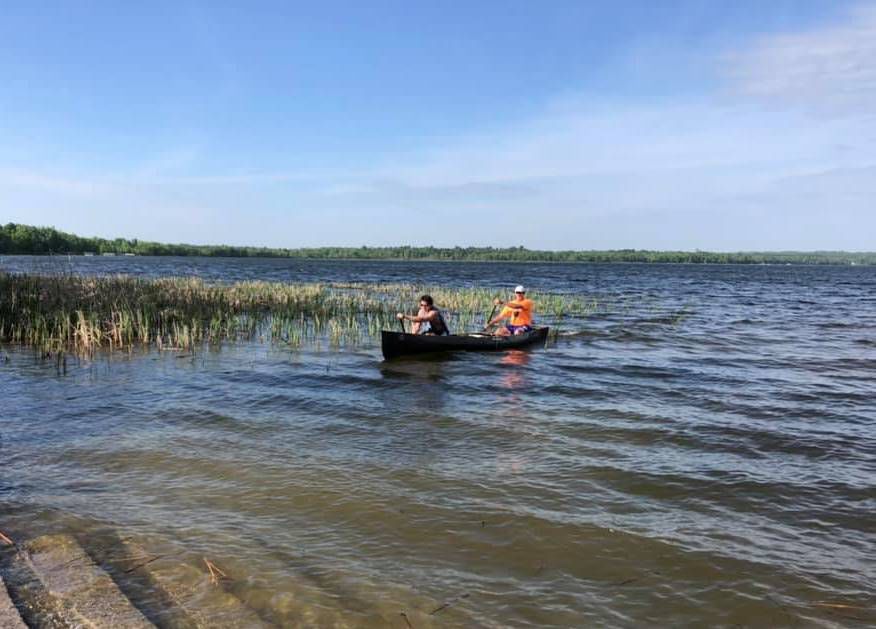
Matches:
[[2, 223, 874, 265]]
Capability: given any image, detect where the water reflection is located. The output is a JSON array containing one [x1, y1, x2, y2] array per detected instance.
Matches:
[[377, 353, 454, 381], [376, 355, 450, 417], [499, 350, 530, 390]]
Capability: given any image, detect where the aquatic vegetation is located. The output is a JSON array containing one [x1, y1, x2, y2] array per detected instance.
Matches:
[[0, 273, 594, 355]]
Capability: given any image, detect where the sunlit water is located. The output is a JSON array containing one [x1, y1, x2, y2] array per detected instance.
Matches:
[[2, 257, 875, 627]]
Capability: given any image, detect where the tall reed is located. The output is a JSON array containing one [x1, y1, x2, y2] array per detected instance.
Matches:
[[0, 273, 594, 355]]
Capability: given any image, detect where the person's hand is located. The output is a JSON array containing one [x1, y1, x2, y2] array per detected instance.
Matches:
[[396, 313, 405, 320], [493, 298, 503, 306]]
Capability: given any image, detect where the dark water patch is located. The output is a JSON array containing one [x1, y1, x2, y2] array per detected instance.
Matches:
[[603, 327, 666, 344], [554, 361, 689, 381], [730, 317, 758, 324], [678, 419, 876, 464], [157, 408, 254, 433], [772, 387, 876, 409], [537, 383, 621, 402], [800, 357, 876, 373]]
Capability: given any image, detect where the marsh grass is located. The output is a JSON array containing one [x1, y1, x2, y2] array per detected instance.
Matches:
[[0, 273, 596, 355]]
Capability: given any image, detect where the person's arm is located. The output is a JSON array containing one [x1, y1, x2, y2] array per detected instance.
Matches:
[[488, 306, 511, 327], [494, 298, 524, 311], [396, 310, 438, 323]]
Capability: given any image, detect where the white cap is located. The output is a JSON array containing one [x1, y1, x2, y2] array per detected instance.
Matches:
[[514, 285, 525, 293]]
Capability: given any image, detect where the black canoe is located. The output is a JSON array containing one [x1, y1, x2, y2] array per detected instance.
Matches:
[[381, 327, 549, 360]]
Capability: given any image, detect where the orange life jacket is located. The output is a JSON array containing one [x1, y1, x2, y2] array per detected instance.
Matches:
[[501, 298, 534, 326]]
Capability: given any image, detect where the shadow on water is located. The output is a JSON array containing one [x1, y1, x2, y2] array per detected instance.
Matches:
[[377, 351, 461, 378], [376, 353, 453, 419]]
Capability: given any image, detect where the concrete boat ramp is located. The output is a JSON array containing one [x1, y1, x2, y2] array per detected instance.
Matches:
[[0, 533, 270, 628], [1, 575, 27, 628]]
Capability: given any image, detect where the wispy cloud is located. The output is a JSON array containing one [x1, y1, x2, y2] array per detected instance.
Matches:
[[131, 146, 202, 179], [372, 104, 861, 189], [724, 4, 876, 115], [0, 168, 110, 198]]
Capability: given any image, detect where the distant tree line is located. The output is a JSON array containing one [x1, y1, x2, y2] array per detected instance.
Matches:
[[1, 222, 874, 265]]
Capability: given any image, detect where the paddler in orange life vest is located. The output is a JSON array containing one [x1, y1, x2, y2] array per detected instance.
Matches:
[[488, 285, 535, 336]]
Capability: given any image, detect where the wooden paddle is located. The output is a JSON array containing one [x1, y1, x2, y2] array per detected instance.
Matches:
[[398, 315, 406, 334]]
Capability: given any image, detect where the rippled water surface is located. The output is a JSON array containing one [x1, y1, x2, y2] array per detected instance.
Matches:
[[2, 257, 875, 627]]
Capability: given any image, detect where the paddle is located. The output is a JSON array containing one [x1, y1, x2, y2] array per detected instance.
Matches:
[[482, 303, 498, 333], [398, 314, 406, 334]]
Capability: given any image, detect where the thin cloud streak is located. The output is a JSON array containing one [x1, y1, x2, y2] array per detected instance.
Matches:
[[724, 4, 876, 114], [4, 100, 874, 249]]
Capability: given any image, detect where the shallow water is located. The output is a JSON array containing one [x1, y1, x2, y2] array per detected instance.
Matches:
[[2, 257, 875, 626]]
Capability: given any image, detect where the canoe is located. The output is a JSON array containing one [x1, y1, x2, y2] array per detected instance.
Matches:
[[381, 327, 549, 360]]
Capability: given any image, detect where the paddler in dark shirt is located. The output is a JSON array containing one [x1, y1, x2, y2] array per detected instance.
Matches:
[[396, 294, 450, 335]]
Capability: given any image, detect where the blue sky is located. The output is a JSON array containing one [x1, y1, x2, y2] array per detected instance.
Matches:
[[1, 1, 874, 250]]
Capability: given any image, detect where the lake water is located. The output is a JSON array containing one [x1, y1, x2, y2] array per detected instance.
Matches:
[[2, 256, 875, 627]]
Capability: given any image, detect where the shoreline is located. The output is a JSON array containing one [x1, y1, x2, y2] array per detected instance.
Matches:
[[3, 224, 875, 266], [3, 253, 876, 268]]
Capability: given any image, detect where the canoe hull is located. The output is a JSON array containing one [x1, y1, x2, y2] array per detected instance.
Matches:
[[381, 327, 549, 360]]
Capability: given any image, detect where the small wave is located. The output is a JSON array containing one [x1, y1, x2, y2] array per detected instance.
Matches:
[[603, 328, 661, 344], [634, 315, 688, 325], [815, 321, 858, 329], [556, 329, 596, 338]]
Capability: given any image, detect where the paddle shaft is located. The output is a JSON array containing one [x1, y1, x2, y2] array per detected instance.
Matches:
[[482, 304, 498, 332]]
